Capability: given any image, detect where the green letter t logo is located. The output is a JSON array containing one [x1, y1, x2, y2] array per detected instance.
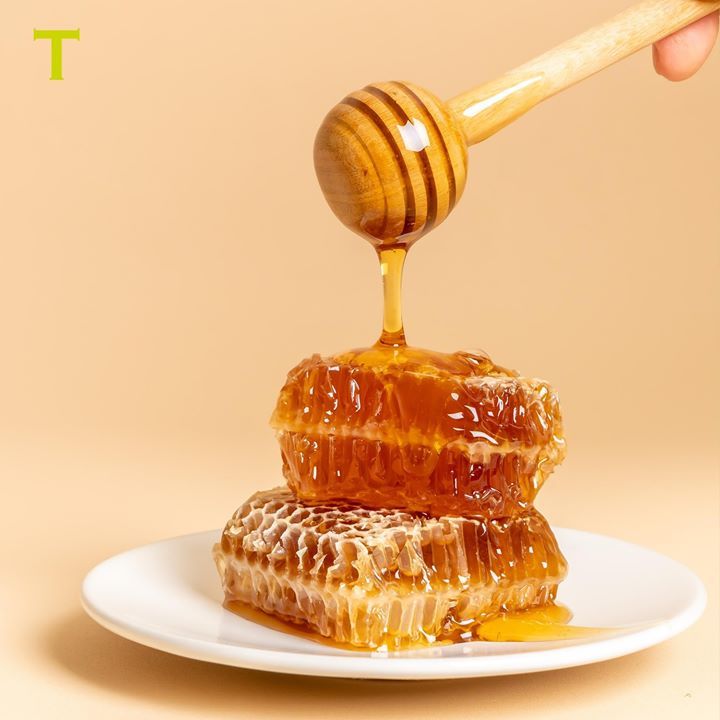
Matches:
[[33, 29, 80, 80]]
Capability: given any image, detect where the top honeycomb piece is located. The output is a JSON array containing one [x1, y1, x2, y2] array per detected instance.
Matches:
[[270, 345, 566, 517]]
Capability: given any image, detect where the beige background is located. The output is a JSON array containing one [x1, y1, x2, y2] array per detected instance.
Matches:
[[1, 1, 718, 718]]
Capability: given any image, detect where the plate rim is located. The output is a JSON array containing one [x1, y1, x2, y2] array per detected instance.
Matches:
[[80, 528, 707, 680]]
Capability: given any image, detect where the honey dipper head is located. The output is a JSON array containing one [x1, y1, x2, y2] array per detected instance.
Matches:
[[314, 81, 468, 248]]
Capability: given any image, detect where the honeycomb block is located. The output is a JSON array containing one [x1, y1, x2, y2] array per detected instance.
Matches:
[[270, 346, 566, 516], [214, 488, 567, 650]]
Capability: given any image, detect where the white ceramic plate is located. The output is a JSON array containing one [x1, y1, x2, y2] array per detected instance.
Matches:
[[81, 528, 705, 680]]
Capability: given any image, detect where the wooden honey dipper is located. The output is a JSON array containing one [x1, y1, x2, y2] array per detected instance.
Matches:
[[315, 0, 719, 247]]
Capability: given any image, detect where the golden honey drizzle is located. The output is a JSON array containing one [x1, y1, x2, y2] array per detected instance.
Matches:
[[378, 247, 407, 347], [226, 600, 605, 650]]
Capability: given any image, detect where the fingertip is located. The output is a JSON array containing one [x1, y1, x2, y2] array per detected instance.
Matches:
[[653, 11, 719, 81]]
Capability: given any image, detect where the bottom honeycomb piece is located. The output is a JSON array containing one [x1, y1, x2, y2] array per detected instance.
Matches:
[[213, 488, 567, 649]]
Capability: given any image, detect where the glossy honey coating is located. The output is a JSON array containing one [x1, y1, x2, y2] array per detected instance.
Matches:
[[271, 345, 566, 517], [214, 488, 567, 650]]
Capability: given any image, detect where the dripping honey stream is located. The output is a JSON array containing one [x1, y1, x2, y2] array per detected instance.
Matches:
[[378, 247, 407, 348]]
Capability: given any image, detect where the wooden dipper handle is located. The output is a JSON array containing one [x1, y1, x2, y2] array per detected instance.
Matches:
[[449, 0, 720, 145]]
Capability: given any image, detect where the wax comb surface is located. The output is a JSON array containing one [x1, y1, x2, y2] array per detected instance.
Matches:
[[214, 488, 567, 649]]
